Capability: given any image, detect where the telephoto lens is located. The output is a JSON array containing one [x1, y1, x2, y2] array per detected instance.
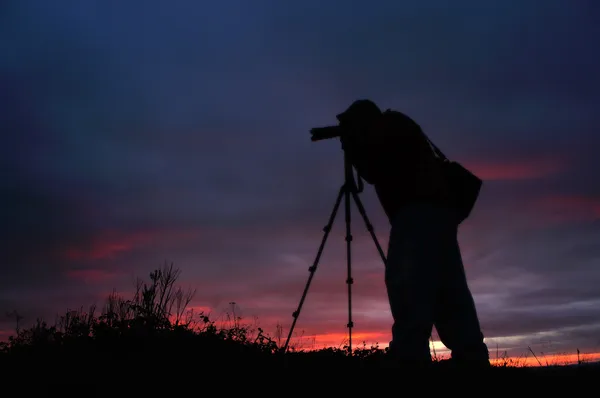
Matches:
[[310, 125, 342, 141]]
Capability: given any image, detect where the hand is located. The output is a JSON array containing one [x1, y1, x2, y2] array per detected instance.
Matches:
[[339, 134, 349, 151], [339, 127, 361, 151]]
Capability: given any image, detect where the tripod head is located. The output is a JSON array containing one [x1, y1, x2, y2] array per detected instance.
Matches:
[[309, 125, 365, 194], [344, 150, 365, 194]]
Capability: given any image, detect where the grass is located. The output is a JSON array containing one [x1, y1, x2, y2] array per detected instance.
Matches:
[[1, 264, 597, 393]]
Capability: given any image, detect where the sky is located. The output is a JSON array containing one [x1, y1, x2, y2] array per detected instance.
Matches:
[[2, 0, 600, 364]]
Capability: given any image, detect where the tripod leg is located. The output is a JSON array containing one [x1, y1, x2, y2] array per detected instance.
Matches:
[[344, 185, 354, 354], [283, 185, 345, 353], [350, 190, 387, 265]]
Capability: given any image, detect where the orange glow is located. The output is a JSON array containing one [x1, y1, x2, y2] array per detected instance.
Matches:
[[280, 327, 600, 367], [286, 331, 390, 351], [2, 316, 598, 368], [489, 351, 600, 367]]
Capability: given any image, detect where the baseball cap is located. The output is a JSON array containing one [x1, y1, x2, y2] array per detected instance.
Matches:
[[336, 99, 382, 126]]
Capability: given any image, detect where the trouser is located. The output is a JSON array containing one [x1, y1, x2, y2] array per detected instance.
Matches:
[[385, 202, 489, 365]]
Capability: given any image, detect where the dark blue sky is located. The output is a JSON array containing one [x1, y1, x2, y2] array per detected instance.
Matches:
[[2, 0, 599, 361]]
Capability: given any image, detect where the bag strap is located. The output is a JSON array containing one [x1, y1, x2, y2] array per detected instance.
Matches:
[[382, 108, 448, 161], [420, 130, 448, 161]]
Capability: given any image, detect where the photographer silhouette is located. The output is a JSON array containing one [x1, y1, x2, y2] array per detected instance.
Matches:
[[337, 99, 490, 369]]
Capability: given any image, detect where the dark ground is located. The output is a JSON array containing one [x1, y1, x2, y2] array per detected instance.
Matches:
[[1, 343, 597, 395]]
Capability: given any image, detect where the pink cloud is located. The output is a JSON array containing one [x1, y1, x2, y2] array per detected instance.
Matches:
[[66, 269, 120, 283], [63, 230, 155, 261], [62, 228, 200, 262], [464, 157, 566, 181], [532, 195, 600, 224]]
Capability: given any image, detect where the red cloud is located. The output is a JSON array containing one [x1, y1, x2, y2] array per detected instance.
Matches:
[[63, 230, 155, 261], [464, 157, 565, 181], [62, 228, 199, 262]]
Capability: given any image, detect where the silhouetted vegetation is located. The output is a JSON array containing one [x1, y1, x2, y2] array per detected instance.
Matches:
[[1, 264, 598, 389]]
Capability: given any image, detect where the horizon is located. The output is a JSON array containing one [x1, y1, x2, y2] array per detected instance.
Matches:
[[2, 1, 600, 367], [2, 263, 599, 367]]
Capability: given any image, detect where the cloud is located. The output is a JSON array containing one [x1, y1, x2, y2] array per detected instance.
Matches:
[[532, 195, 600, 224], [61, 228, 199, 262], [66, 269, 121, 284], [466, 156, 568, 181]]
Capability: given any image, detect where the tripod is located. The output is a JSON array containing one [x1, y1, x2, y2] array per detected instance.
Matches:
[[283, 151, 388, 354]]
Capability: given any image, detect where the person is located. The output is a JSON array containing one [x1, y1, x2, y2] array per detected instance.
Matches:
[[336, 99, 490, 370]]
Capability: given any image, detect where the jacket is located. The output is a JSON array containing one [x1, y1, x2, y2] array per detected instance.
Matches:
[[342, 110, 450, 222]]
